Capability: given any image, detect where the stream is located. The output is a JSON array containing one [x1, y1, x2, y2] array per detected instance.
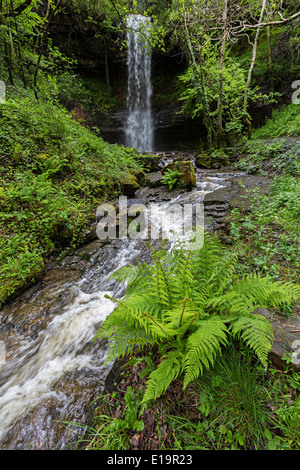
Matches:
[[0, 155, 248, 449]]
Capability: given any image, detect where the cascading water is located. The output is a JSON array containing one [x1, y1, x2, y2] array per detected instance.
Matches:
[[0, 160, 245, 449], [125, 14, 154, 152]]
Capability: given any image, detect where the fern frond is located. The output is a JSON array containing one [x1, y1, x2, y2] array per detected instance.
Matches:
[[142, 349, 184, 402], [229, 313, 274, 367], [163, 298, 204, 331], [183, 317, 229, 388], [99, 324, 153, 365]]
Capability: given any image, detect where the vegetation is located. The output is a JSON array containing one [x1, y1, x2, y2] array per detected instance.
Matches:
[[0, 0, 300, 454], [0, 88, 143, 304], [96, 233, 299, 402]]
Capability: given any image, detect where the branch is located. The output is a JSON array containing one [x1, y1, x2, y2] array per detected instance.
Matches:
[[243, 10, 300, 29]]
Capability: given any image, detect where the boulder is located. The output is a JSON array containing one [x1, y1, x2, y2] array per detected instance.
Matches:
[[121, 172, 140, 196], [195, 150, 229, 169], [162, 160, 196, 189], [147, 171, 163, 188], [137, 154, 161, 172], [195, 152, 211, 169]]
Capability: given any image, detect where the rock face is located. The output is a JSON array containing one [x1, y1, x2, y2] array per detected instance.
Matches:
[[204, 174, 272, 229]]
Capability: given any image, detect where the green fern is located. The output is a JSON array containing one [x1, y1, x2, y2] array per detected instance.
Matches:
[[95, 233, 300, 402]]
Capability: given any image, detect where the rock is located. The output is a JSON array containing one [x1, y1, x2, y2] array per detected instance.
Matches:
[[195, 152, 211, 169], [121, 172, 140, 196], [256, 308, 300, 372], [211, 150, 229, 168], [147, 171, 163, 188], [195, 150, 229, 169], [204, 175, 271, 212], [162, 160, 196, 188], [138, 154, 161, 172]]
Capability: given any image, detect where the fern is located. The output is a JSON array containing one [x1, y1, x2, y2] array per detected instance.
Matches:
[[183, 317, 229, 388], [142, 349, 184, 402], [95, 233, 300, 402]]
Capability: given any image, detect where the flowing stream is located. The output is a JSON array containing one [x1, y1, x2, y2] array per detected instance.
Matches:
[[125, 14, 153, 152], [0, 159, 245, 449]]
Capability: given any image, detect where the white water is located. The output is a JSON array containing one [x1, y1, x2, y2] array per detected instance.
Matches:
[[0, 168, 232, 444], [125, 15, 153, 152], [0, 240, 141, 439]]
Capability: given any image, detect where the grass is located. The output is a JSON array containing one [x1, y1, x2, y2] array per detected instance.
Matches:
[[71, 343, 300, 451], [252, 103, 300, 140]]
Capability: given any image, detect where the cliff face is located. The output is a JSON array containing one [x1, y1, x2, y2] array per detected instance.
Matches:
[[48, 12, 207, 151], [48, 9, 298, 151]]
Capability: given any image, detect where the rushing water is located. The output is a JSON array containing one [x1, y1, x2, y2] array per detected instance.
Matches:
[[124, 15, 153, 152], [0, 163, 242, 449]]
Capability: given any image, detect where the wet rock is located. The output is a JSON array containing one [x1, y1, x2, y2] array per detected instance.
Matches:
[[0, 353, 111, 450], [121, 172, 140, 196], [137, 154, 161, 172], [162, 160, 196, 188], [147, 171, 163, 188]]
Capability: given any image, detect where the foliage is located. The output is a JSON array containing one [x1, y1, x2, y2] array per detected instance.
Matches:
[[0, 90, 143, 304], [161, 165, 183, 190], [95, 233, 300, 402], [172, 345, 270, 450], [253, 104, 300, 139]]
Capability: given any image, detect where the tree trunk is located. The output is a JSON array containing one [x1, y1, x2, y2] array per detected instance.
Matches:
[[267, 25, 274, 92], [243, 0, 267, 139], [216, 0, 228, 148]]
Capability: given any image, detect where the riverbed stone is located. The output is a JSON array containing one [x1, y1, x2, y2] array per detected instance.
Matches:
[[147, 171, 163, 187], [121, 172, 140, 196], [162, 160, 196, 188]]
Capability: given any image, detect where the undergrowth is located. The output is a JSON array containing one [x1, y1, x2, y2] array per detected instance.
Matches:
[[0, 89, 143, 304]]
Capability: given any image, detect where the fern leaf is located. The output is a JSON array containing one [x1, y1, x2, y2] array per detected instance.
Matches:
[[183, 317, 228, 388], [142, 350, 183, 402], [229, 313, 274, 367]]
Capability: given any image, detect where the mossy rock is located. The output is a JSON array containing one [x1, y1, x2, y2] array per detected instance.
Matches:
[[195, 150, 229, 169], [162, 161, 196, 188], [121, 172, 140, 196], [137, 154, 161, 172], [0, 260, 44, 306], [195, 152, 211, 169]]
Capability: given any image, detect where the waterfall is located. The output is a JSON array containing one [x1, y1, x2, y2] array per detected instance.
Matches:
[[125, 14, 153, 153]]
